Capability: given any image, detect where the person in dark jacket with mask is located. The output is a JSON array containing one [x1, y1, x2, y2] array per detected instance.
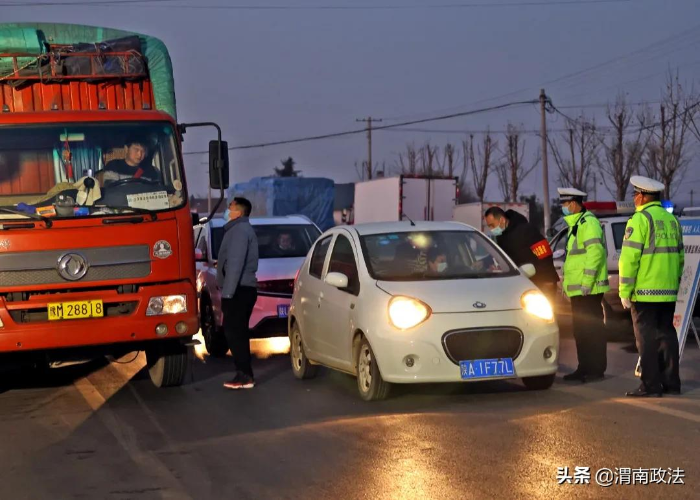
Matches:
[[484, 207, 559, 301], [217, 197, 259, 390]]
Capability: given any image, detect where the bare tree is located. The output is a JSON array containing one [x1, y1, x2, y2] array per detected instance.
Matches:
[[354, 160, 385, 180], [396, 142, 419, 175], [641, 72, 698, 198], [548, 115, 599, 192], [418, 140, 440, 177], [495, 124, 540, 202], [440, 142, 460, 178], [596, 97, 650, 200], [464, 133, 497, 201]]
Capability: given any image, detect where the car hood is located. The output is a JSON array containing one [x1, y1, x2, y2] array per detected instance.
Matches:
[[257, 257, 305, 282], [376, 276, 537, 313]]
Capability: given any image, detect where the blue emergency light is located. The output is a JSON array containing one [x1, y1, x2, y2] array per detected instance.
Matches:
[[661, 200, 674, 213]]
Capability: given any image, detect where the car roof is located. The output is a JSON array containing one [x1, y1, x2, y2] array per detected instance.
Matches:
[[345, 221, 477, 236], [208, 215, 315, 228]]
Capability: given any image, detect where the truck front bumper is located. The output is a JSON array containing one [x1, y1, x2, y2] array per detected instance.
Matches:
[[0, 281, 198, 353]]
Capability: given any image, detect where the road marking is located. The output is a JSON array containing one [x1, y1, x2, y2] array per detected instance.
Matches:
[[73, 374, 192, 500], [616, 397, 700, 423]]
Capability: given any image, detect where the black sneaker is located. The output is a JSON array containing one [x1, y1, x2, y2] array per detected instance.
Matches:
[[663, 385, 681, 395], [223, 373, 255, 390]]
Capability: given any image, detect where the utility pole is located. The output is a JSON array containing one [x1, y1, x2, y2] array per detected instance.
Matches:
[[540, 89, 551, 235], [356, 116, 382, 180], [593, 172, 597, 201], [691, 189, 695, 206]]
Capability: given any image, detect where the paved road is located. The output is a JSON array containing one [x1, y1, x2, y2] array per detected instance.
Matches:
[[1, 316, 699, 500]]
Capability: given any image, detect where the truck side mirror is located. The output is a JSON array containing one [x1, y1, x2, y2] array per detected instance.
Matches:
[[209, 140, 229, 190], [191, 212, 200, 227]]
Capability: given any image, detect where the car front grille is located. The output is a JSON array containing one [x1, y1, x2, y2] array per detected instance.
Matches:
[[441, 327, 524, 365]]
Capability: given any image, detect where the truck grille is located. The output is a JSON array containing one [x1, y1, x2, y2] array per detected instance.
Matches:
[[0, 246, 151, 287], [441, 327, 524, 365]]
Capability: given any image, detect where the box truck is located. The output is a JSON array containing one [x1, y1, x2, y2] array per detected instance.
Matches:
[[353, 176, 458, 224]]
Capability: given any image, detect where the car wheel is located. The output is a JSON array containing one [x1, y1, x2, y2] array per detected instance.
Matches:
[[201, 296, 229, 357], [290, 323, 318, 380], [522, 373, 556, 391], [356, 337, 390, 401], [146, 342, 188, 388]]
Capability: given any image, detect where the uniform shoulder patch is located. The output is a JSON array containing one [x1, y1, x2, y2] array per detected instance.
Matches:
[[624, 227, 634, 240]]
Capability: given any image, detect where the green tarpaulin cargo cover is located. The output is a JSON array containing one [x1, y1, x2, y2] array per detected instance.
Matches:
[[0, 23, 176, 119]]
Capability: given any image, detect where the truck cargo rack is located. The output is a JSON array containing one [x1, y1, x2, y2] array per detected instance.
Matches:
[[0, 49, 147, 83]]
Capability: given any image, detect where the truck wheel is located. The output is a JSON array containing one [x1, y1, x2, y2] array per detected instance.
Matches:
[[290, 323, 318, 380], [356, 337, 390, 401], [201, 296, 229, 357], [146, 343, 188, 388], [522, 373, 555, 391]]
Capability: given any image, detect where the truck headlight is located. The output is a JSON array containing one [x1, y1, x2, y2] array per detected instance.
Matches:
[[147, 295, 187, 316], [388, 296, 431, 330], [521, 290, 554, 323]]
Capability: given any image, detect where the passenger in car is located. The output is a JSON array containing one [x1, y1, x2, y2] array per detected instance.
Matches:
[[427, 247, 448, 274], [271, 231, 297, 256]]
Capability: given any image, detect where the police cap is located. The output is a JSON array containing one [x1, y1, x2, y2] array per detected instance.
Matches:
[[630, 175, 665, 194], [557, 187, 588, 202]]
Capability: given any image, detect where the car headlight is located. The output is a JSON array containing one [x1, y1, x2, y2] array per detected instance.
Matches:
[[521, 290, 554, 322], [388, 296, 431, 330], [146, 295, 187, 316]]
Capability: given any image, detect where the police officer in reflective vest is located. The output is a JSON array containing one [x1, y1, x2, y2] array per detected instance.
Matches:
[[620, 176, 684, 397], [559, 187, 609, 383]]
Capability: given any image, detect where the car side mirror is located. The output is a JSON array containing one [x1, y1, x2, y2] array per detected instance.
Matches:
[[209, 140, 230, 190], [194, 248, 206, 262], [520, 263, 536, 278], [325, 272, 348, 289], [552, 249, 565, 260]]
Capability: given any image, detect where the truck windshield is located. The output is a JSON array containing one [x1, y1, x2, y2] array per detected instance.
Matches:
[[0, 122, 185, 220], [360, 230, 518, 281]]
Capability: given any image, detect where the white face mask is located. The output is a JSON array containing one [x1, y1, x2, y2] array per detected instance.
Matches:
[[437, 262, 447, 273]]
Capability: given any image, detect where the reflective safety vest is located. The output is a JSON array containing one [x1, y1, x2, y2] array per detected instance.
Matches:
[[619, 201, 684, 302], [562, 210, 609, 298]]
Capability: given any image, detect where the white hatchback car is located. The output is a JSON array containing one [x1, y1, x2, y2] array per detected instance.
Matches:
[[289, 221, 559, 401]]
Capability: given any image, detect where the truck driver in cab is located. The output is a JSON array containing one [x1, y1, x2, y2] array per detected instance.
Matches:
[[101, 136, 160, 184]]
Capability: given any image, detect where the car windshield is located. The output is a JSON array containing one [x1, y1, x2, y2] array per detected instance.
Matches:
[[211, 223, 321, 260], [0, 122, 185, 220], [360, 230, 518, 281]]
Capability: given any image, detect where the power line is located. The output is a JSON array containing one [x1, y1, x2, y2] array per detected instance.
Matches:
[[182, 100, 537, 155], [4, 0, 636, 9], [382, 21, 700, 122], [0, 0, 175, 6]]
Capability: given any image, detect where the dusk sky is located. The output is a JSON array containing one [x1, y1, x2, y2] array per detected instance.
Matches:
[[3, 0, 700, 204]]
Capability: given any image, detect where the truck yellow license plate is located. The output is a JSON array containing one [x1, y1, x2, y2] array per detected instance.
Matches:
[[47, 300, 104, 321]]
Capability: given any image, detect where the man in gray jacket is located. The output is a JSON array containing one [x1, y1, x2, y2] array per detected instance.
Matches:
[[217, 197, 259, 389]]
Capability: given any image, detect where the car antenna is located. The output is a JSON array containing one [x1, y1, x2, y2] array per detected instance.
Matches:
[[401, 212, 416, 226]]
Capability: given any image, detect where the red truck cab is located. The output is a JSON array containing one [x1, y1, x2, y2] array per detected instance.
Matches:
[[0, 24, 228, 386]]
